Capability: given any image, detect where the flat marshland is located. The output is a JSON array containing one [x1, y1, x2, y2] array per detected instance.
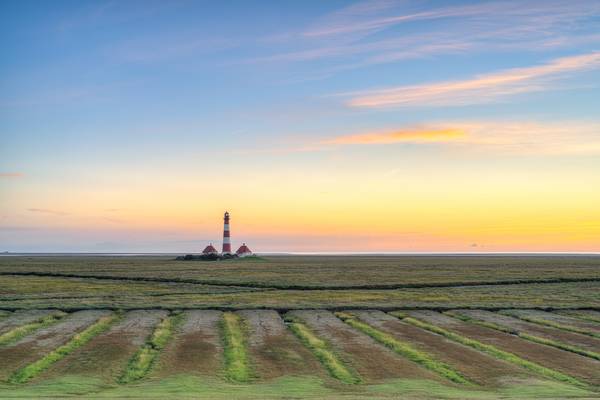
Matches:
[[0, 255, 599, 398]]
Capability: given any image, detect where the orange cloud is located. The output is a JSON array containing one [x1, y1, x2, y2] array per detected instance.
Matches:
[[319, 121, 600, 155], [0, 172, 24, 178], [324, 128, 466, 145]]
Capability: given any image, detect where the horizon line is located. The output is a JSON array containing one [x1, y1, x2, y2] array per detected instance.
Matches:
[[2, 251, 600, 257]]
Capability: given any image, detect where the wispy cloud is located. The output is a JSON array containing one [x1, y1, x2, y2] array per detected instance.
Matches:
[[305, 0, 600, 39], [322, 121, 600, 155], [232, 120, 600, 156], [247, 34, 471, 66], [346, 52, 600, 108], [451, 121, 600, 155], [0, 172, 24, 178], [27, 208, 70, 216], [304, 0, 503, 38], [252, 0, 600, 76], [324, 128, 465, 145], [238, 120, 600, 156]]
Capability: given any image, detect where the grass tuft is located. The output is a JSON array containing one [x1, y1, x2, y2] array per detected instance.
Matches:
[[284, 313, 360, 384], [220, 312, 253, 383], [9, 312, 119, 384], [335, 312, 470, 384], [499, 311, 600, 339], [0, 311, 67, 346], [118, 311, 183, 384], [445, 311, 600, 362], [390, 312, 587, 388]]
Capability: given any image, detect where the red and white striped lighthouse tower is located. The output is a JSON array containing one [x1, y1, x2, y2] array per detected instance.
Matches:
[[222, 211, 232, 254]]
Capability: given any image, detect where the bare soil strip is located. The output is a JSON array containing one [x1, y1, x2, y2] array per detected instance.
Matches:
[[348, 310, 534, 387], [237, 310, 326, 380], [41, 310, 167, 382], [336, 311, 470, 384], [0, 311, 66, 346], [404, 311, 600, 386], [0, 310, 111, 381], [284, 312, 360, 384], [0, 310, 60, 335], [450, 310, 600, 355], [287, 310, 442, 383], [9, 313, 118, 383], [152, 310, 223, 378], [501, 310, 600, 337]]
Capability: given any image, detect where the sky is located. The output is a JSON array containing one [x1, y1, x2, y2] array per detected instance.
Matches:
[[1, 0, 600, 253]]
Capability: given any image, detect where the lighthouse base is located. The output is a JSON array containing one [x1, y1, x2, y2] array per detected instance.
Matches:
[[175, 253, 239, 261]]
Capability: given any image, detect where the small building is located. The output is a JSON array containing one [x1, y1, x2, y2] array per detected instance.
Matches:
[[235, 243, 253, 257], [202, 243, 218, 256]]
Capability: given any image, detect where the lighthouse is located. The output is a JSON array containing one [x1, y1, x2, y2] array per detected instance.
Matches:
[[222, 211, 232, 254], [185, 210, 254, 261]]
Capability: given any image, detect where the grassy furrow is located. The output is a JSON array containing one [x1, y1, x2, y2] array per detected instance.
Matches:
[[390, 312, 587, 388], [559, 311, 600, 324], [335, 312, 470, 384], [0, 311, 67, 346], [285, 314, 360, 384], [220, 312, 253, 383], [9, 312, 119, 384], [499, 311, 600, 339], [119, 311, 183, 384], [445, 311, 600, 361]]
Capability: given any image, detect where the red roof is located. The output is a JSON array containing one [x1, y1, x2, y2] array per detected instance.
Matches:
[[202, 244, 218, 254], [236, 243, 252, 254]]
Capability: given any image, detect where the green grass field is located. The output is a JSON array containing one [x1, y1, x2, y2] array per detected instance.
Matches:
[[0, 255, 599, 398]]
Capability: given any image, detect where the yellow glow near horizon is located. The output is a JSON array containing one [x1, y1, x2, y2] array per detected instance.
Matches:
[[4, 151, 599, 252]]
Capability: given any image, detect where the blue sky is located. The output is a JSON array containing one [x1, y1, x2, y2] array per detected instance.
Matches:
[[1, 0, 600, 252]]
